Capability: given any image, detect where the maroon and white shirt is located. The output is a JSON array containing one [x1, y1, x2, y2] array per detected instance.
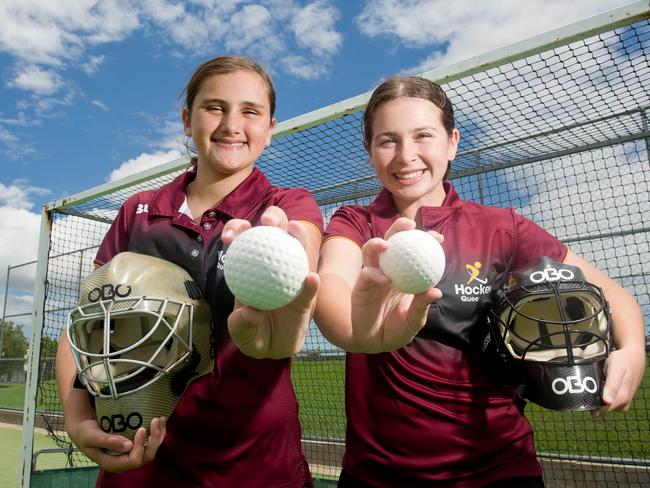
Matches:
[[325, 182, 567, 487], [95, 168, 323, 488]]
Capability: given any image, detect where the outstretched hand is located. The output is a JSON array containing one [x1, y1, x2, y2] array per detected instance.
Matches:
[[350, 217, 442, 353], [222, 206, 320, 359]]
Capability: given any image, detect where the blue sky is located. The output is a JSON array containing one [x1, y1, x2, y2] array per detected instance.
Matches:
[[0, 0, 630, 330]]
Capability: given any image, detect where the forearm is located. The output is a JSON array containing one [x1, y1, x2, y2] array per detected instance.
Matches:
[[56, 333, 96, 431], [563, 250, 646, 411], [606, 285, 645, 352], [563, 250, 645, 352], [314, 273, 355, 350]]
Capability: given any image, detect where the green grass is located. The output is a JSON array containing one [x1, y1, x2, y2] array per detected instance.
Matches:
[[3, 357, 648, 465], [0, 426, 73, 488], [292, 357, 650, 459], [527, 363, 650, 459], [0, 380, 61, 411], [292, 358, 346, 439], [0, 383, 27, 409]]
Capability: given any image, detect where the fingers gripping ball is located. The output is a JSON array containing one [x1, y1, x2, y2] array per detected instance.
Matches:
[[224, 226, 309, 310], [379, 229, 445, 294]]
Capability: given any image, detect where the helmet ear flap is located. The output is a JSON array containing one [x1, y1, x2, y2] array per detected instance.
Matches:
[[487, 256, 612, 411]]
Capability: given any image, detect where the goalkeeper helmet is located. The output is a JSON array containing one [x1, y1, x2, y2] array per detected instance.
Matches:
[[487, 256, 611, 411], [67, 252, 213, 440]]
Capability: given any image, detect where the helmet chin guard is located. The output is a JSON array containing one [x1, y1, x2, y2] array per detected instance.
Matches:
[[67, 252, 214, 441], [487, 256, 611, 411]]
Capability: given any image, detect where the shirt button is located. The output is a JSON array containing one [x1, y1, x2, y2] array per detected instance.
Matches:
[[190, 249, 200, 258], [203, 222, 212, 230], [197, 235, 203, 243], [208, 211, 216, 217]]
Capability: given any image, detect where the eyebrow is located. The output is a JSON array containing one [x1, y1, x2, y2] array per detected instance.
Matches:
[[375, 126, 441, 137], [412, 126, 441, 133], [200, 98, 267, 110]]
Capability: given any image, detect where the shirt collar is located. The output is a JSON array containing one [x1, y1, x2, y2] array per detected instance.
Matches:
[[370, 181, 462, 235], [217, 168, 271, 219], [148, 167, 271, 220]]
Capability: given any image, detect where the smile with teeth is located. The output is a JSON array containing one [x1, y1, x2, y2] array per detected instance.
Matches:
[[214, 139, 245, 150], [394, 169, 425, 181]]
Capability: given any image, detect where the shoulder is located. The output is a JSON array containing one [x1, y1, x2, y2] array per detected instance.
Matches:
[[330, 204, 371, 223], [268, 185, 316, 204], [121, 188, 159, 206], [267, 185, 324, 230], [456, 199, 518, 229], [324, 204, 371, 247], [116, 188, 162, 218], [460, 199, 514, 218]]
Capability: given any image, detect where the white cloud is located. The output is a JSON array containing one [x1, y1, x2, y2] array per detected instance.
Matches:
[[0, 181, 49, 209], [33, 87, 77, 118], [226, 5, 275, 52], [140, 0, 186, 24], [8, 65, 63, 95], [281, 55, 327, 80], [0, 0, 139, 96], [167, 13, 208, 51], [356, 0, 628, 73], [0, 289, 35, 319], [292, 1, 342, 57], [81, 54, 106, 75], [91, 100, 109, 111], [0, 110, 32, 127], [0, 0, 344, 105], [0, 128, 18, 144], [0, 126, 36, 161], [0, 205, 41, 293], [108, 149, 184, 182]]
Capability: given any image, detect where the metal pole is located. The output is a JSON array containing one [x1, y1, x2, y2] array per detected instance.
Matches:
[[0, 265, 10, 357], [20, 208, 51, 487]]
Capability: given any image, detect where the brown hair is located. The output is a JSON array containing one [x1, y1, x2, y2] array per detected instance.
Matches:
[[182, 55, 276, 120], [363, 76, 456, 179]]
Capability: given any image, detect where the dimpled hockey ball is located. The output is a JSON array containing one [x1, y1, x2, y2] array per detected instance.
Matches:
[[223, 226, 309, 310], [379, 229, 445, 294]]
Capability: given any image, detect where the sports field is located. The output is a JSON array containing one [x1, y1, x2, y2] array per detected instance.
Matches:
[[0, 424, 70, 488], [3, 360, 650, 458], [1, 357, 647, 487], [292, 358, 650, 459]]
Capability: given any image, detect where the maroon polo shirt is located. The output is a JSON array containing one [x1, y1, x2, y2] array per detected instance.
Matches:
[[94, 168, 323, 488], [324, 182, 567, 487]]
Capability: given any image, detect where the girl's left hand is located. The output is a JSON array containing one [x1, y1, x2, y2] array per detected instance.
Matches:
[[221, 206, 320, 359]]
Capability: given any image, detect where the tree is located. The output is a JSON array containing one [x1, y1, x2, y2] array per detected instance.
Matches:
[[0, 320, 29, 358], [40, 335, 59, 359]]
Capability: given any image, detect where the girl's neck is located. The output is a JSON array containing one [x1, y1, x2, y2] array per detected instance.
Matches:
[[186, 165, 254, 222], [394, 185, 446, 221]]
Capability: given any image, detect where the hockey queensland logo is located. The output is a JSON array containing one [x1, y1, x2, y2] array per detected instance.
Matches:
[[454, 261, 491, 302]]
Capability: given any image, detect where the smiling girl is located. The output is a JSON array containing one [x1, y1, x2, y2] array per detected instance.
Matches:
[[315, 75, 645, 487], [56, 56, 322, 488]]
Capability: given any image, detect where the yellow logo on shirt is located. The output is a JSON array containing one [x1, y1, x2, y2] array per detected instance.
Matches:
[[466, 261, 488, 285]]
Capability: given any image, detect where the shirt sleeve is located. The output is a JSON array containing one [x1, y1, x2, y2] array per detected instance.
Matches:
[[323, 205, 372, 248], [273, 188, 324, 234], [94, 201, 133, 267], [511, 210, 568, 271]]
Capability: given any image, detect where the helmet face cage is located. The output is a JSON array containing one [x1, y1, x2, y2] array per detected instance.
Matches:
[[489, 257, 612, 411], [67, 296, 193, 399]]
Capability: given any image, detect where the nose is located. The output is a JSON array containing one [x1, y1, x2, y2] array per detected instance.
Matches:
[[220, 112, 242, 134], [396, 139, 416, 164]]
